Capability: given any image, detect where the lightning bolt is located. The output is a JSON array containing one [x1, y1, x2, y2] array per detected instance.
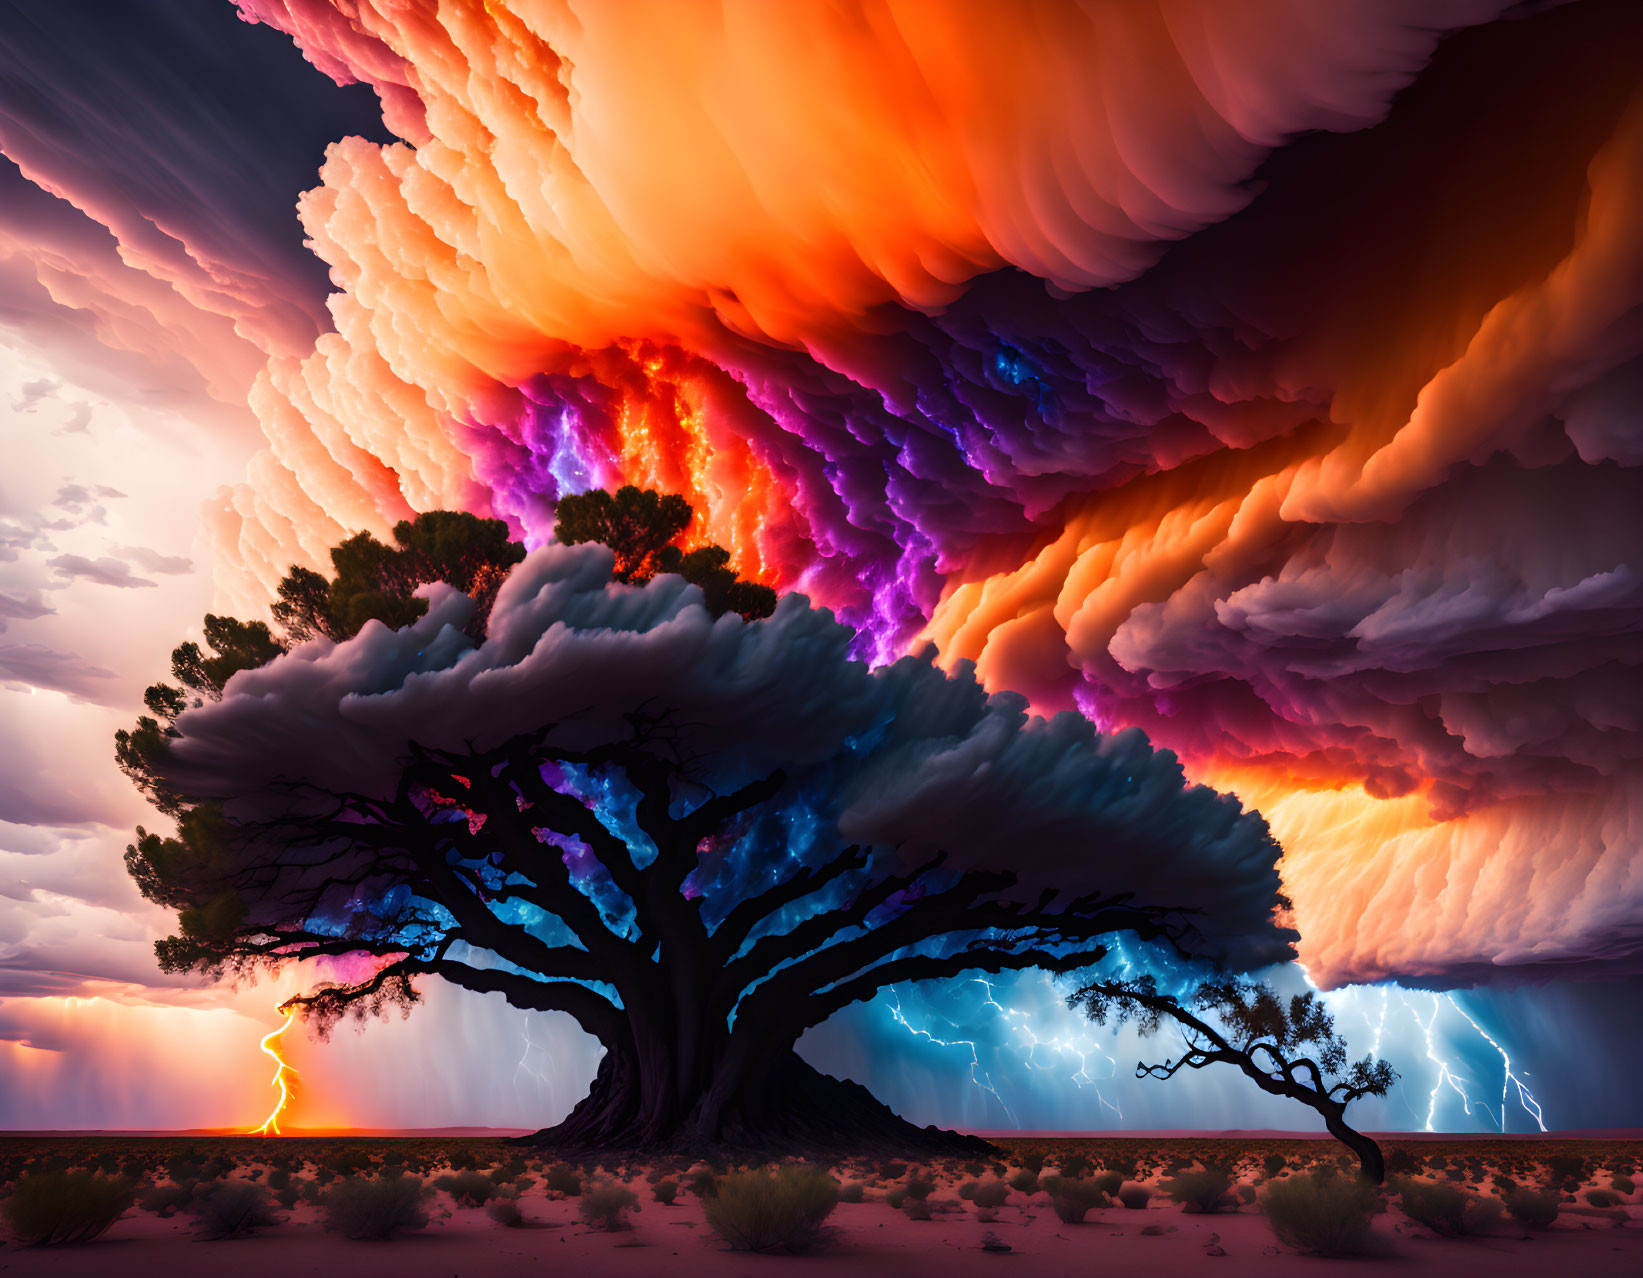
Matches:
[[1442, 993, 1546, 1133], [884, 988, 1018, 1125], [250, 1007, 299, 1136]]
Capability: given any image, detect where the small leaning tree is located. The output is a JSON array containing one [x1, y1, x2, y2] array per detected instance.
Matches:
[[1068, 975, 1398, 1180], [121, 490, 1296, 1154]]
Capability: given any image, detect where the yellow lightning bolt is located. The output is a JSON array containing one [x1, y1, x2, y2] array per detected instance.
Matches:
[[250, 1007, 299, 1135]]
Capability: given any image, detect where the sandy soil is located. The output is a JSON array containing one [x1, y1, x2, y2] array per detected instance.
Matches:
[[2, 1185, 1639, 1278]]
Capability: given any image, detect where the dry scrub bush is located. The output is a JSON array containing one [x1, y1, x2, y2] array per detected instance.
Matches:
[[1, 1171, 133, 1246], [652, 1177, 679, 1204], [434, 1169, 496, 1206], [1260, 1169, 1380, 1257], [1505, 1187, 1560, 1228], [322, 1174, 432, 1240], [486, 1197, 524, 1228], [1118, 1183, 1153, 1210], [1162, 1164, 1236, 1213], [138, 1182, 193, 1217], [1394, 1177, 1501, 1237], [1049, 1178, 1110, 1224], [191, 1180, 279, 1240], [702, 1165, 839, 1254], [580, 1181, 639, 1231]]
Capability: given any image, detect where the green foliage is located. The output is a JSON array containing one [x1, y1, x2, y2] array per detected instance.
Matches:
[[554, 486, 775, 619], [1394, 1177, 1501, 1237], [554, 486, 691, 582], [1260, 1169, 1380, 1257], [177, 616, 285, 696], [322, 1174, 431, 1240], [1, 1170, 133, 1245], [579, 1181, 639, 1231], [702, 1165, 840, 1254], [191, 1180, 279, 1240], [434, 1169, 496, 1206]]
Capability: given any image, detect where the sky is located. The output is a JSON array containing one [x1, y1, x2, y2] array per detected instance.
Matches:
[[0, 0, 1639, 1134]]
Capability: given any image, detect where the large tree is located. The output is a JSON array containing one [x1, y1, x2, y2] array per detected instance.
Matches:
[[122, 515, 1295, 1155]]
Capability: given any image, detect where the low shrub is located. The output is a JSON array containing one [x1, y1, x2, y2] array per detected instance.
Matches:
[[266, 1168, 292, 1191], [1092, 1170, 1123, 1197], [580, 1181, 639, 1231], [1, 1171, 133, 1246], [138, 1182, 193, 1217], [1162, 1165, 1236, 1213], [837, 1182, 864, 1204], [1059, 1155, 1091, 1179], [1611, 1175, 1635, 1195], [1008, 1169, 1039, 1194], [434, 1170, 496, 1207], [192, 1180, 280, 1240], [961, 1180, 1011, 1209], [1050, 1178, 1110, 1224], [1394, 1178, 1500, 1237], [878, 1161, 907, 1181], [702, 1165, 839, 1254], [1260, 1169, 1380, 1257], [1586, 1189, 1621, 1209], [545, 1164, 583, 1197], [486, 1197, 523, 1228], [1505, 1187, 1560, 1227], [904, 1176, 935, 1202], [903, 1198, 932, 1221], [652, 1178, 679, 1205], [322, 1174, 432, 1241], [884, 1187, 907, 1209], [1118, 1183, 1152, 1210], [1262, 1153, 1288, 1180], [686, 1166, 718, 1199]]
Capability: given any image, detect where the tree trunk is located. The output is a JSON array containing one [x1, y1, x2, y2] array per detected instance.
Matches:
[[1323, 1107, 1386, 1183], [519, 1045, 994, 1159]]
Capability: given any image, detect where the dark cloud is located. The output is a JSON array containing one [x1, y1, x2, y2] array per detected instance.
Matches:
[[111, 544, 193, 576], [164, 545, 1294, 970], [0, 641, 118, 700], [0, 591, 52, 621], [10, 376, 58, 411], [46, 553, 156, 589]]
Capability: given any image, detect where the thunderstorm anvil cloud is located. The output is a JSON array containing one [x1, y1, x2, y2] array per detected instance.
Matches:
[[3, 0, 1640, 1015]]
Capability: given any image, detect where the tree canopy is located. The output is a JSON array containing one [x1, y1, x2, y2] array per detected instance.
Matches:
[[119, 529, 1294, 1152], [554, 485, 776, 620]]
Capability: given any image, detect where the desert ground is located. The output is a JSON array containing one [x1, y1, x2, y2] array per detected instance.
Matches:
[[1, 1133, 1639, 1277]]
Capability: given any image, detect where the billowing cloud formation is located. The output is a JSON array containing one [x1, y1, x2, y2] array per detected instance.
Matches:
[[8, 1, 1641, 996], [165, 544, 1293, 969]]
